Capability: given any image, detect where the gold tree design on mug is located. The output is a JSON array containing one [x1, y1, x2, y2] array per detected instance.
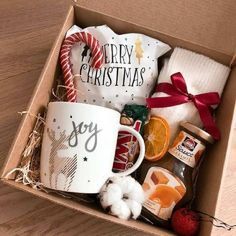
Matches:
[[47, 127, 77, 191], [135, 37, 144, 64]]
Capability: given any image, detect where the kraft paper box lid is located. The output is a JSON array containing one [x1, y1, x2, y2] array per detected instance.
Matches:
[[76, 0, 236, 62]]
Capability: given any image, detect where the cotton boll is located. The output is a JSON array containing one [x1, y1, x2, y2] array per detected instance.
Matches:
[[99, 176, 144, 220], [106, 183, 122, 196], [112, 176, 136, 194], [99, 181, 109, 193], [107, 176, 120, 185], [100, 192, 113, 209], [126, 181, 145, 203], [100, 183, 122, 209], [124, 199, 142, 219], [110, 200, 131, 220]]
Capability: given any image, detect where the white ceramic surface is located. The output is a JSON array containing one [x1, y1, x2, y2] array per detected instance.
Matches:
[[40, 102, 145, 193]]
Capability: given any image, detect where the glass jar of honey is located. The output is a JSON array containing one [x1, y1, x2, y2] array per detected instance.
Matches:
[[138, 122, 214, 227]]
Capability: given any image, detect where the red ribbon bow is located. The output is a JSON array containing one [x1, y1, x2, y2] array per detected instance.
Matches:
[[146, 72, 221, 140]]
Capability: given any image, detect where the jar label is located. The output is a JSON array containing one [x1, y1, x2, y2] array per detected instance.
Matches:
[[168, 131, 205, 168], [142, 167, 186, 220]]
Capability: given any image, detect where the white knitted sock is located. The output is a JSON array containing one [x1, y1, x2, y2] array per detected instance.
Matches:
[[151, 47, 230, 142]]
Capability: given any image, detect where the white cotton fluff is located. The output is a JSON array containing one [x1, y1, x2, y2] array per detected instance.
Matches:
[[99, 176, 145, 220], [110, 176, 136, 195], [126, 181, 145, 203], [124, 199, 142, 219], [110, 200, 131, 220], [99, 183, 122, 209]]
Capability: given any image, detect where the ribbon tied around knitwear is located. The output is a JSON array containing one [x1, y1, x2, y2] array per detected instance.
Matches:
[[146, 72, 221, 140]]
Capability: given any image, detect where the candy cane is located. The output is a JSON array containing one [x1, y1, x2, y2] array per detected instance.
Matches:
[[60, 32, 104, 102]]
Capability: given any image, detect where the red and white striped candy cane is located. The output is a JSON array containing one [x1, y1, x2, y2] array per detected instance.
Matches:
[[60, 32, 104, 102]]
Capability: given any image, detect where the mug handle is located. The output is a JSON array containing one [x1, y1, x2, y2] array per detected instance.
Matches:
[[112, 124, 145, 177]]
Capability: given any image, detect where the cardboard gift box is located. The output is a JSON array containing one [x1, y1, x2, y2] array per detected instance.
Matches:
[[1, 1, 236, 235]]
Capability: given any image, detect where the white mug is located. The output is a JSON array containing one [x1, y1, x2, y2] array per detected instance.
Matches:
[[40, 102, 145, 193]]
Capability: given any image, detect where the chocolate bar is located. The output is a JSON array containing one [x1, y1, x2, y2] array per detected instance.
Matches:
[[113, 104, 148, 172]]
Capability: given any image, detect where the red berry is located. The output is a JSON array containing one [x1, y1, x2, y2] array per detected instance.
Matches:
[[171, 208, 200, 236]]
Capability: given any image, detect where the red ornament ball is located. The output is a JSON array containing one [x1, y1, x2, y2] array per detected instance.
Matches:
[[171, 208, 200, 236]]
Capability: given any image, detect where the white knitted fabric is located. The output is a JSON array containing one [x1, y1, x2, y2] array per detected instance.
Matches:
[[151, 48, 230, 142]]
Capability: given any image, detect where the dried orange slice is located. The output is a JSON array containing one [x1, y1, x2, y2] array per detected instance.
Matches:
[[144, 116, 170, 161]]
